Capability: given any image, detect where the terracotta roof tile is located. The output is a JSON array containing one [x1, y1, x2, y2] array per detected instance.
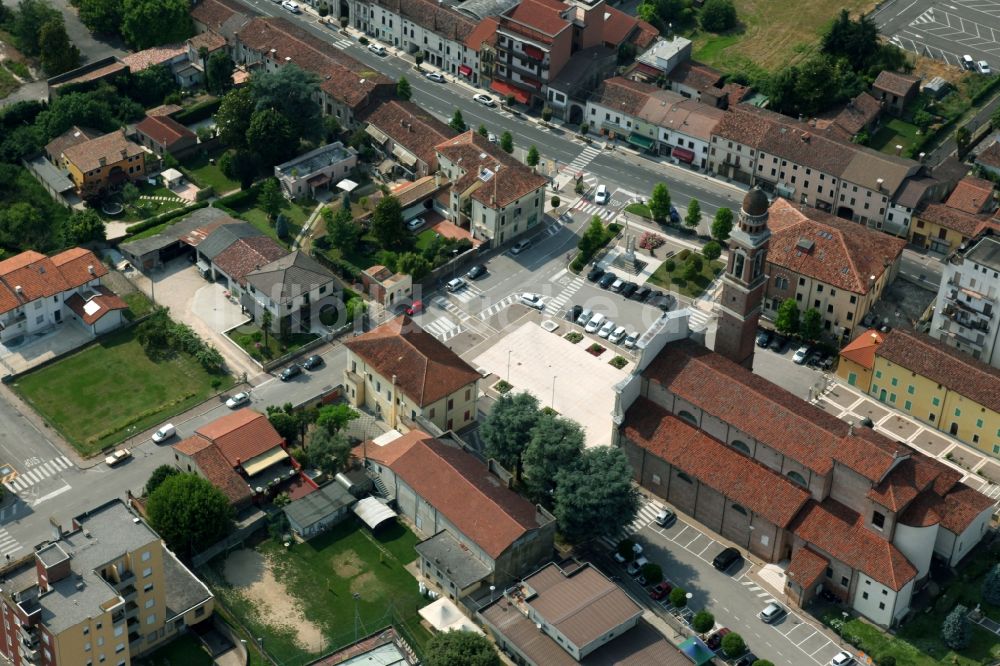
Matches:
[[465, 17, 499, 49], [591, 76, 656, 117], [0, 248, 105, 315], [367, 0, 476, 42], [918, 203, 995, 237], [175, 435, 213, 456], [50, 247, 108, 284], [829, 92, 882, 137], [360, 100, 457, 171], [622, 398, 810, 527], [872, 71, 920, 97], [212, 236, 287, 286], [64, 286, 128, 325], [944, 177, 995, 214], [866, 455, 956, 512], [668, 61, 723, 93], [766, 198, 906, 294], [365, 432, 543, 558], [436, 131, 547, 209], [191, 0, 251, 32], [135, 115, 197, 149], [503, 0, 569, 37], [191, 445, 252, 505], [602, 6, 642, 47], [644, 340, 905, 481], [976, 141, 1000, 169], [45, 126, 100, 162], [838, 329, 885, 370], [61, 130, 145, 174], [344, 315, 480, 407], [195, 409, 285, 467], [188, 31, 228, 52], [630, 19, 659, 49], [790, 499, 916, 590], [120, 44, 187, 72], [897, 490, 941, 527], [937, 484, 994, 534], [876, 328, 1000, 413], [787, 547, 829, 589]]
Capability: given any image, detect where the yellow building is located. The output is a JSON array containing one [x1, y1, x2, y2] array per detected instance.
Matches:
[[869, 329, 1000, 457], [836, 328, 886, 392], [344, 315, 480, 433], [0, 500, 213, 665], [763, 199, 906, 342], [57, 129, 147, 199], [908, 177, 998, 255]]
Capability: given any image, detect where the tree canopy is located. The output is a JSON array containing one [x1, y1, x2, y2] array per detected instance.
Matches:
[[77, 0, 123, 35], [649, 183, 672, 222], [774, 298, 800, 335], [481, 392, 541, 479], [146, 473, 234, 560], [370, 195, 409, 250], [145, 465, 180, 497], [121, 0, 193, 49], [553, 446, 639, 543], [685, 198, 701, 228], [38, 19, 81, 75], [800, 308, 823, 342], [711, 207, 733, 241], [205, 50, 235, 95], [449, 109, 467, 132], [315, 403, 359, 436], [246, 109, 299, 167], [700, 0, 737, 32], [500, 131, 514, 154], [307, 427, 354, 476], [523, 413, 584, 501], [396, 76, 412, 101], [424, 631, 500, 666]]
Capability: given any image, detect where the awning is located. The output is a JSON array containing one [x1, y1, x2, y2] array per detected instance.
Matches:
[[458, 64, 473, 77], [241, 447, 289, 477], [377, 158, 395, 174], [522, 44, 545, 60], [307, 173, 331, 186], [628, 132, 655, 150], [679, 637, 715, 666], [365, 124, 389, 144], [490, 80, 530, 105], [391, 144, 418, 167], [672, 146, 695, 163], [353, 496, 397, 529], [521, 76, 541, 89]]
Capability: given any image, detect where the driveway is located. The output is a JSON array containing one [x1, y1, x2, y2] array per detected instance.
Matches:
[[0, 320, 94, 375], [129, 259, 258, 380]]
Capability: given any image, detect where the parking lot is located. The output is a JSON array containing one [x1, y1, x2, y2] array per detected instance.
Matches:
[[599, 498, 847, 666], [874, 0, 1000, 68]]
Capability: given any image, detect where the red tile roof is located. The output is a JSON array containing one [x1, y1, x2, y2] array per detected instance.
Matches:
[[360, 100, 457, 171], [645, 340, 905, 481], [602, 6, 645, 48], [212, 236, 287, 286], [829, 92, 882, 137], [188, 30, 228, 53], [944, 177, 995, 214], [366, 0, 476, 42], [0, 248, 106, 315], [465, 17, 499, 50], [120, 44, 187, 72], [631, 19, 659, 49], [787, 547, 829, 589], [190, 445, 253, 505], [936, 484, 995, 534], [62, 129, 145, 173], [766, 198, 906, 294], [867, 455, 958, 512], [668, 61, 723, 93], [876, 328, 1000, 413], [64, 286, 128, 325], [872, 71, 919, 97], [135, 115, 197, 149], [918, 203, 996, 238], [195, 409, 285, 467], [622, 398, 810, 527], [436, 131, 548, 209], [191, 0, 250, 32], [790, 499, 917, 590], [364, 431, 544, 558], [839, 329, 885, 370], [503, 0, 569, 37], [976, 141, 1000, 170], [344, 315, 480, 407], [591, 76, 657, 117]]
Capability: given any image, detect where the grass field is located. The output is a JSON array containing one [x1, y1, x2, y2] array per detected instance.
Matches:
[[647, 256, 724, 298], [227, 194, 312, 249], [870, 118, 922, 155], [690, 0, 873, 71], [13, 327, 232, 456], [145, 634, 213, 666], [205, 520, 431, 664], [181, 150, 241, 194]]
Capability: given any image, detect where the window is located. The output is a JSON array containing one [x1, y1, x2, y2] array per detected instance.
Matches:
[[141, 551, 151, 562], [841, 576, 849, 587], [677, 472, 693, 483], [145, 599, 155, 609], [731, 504, 747, 515], [879, 602, 886, 610], [146, 615, 157, 625], [142, 567, 152, 578], [976, 418, 983, 428], [907, 385, 914, 395], [731, 440, 751, 454], [825, 567, 833, 578], [787, 470, 808, 487], [85, 643, 92, 651], [872, 511, 885, 529], [143, 583, 153, 593], [890, 377, 898, 387], [875, 370, 882, 379], [114, 626, 123, 637], [932, 397, 940, 406], [678, 410, 697, 425], [863, 592, 869, 600], [651, 474, 661, 485], [904, 400, 912, 411], [954, 408, 961, 417]]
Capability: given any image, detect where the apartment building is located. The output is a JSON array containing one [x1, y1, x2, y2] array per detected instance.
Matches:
[[0, 500, 213, 665], [343, 315, 481, 433], [435, 131, 547, 248], [763, 198, 906, 342], [930, 230, 1000, 368]]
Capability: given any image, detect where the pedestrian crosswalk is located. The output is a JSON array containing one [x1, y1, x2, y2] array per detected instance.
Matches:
[[5, 456, 72, 492], [565, 146, 601, 176], [448, 284, 484, 304], [422, 316, 462, 342], [331, 37, 352, 49], [740, 578, 777, 605], [599, 499, 664, 550], [0, 527, 22, 559], [479, 294, 517, 321], [573, 200, 619, 222], [544, 276, 585, 316]]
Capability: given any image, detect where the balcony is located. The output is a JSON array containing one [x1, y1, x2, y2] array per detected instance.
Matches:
[[942, 304, 992, 332], [18, 641, 38, 663], [120, 584, 137, 603]]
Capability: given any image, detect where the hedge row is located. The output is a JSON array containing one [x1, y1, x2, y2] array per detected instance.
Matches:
[[173, 97, 221, 125], [124, 201, 209, 236], [215, 182, 261, 211]]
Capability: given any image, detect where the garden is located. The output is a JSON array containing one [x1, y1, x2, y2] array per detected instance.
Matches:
[[228, 323, 317, 363], [202, 520, 431, 665], [180, 148, 241, 195], [13, 318, 232, 457], [215, 182, 313, 249], [648, 248, 724, 298]]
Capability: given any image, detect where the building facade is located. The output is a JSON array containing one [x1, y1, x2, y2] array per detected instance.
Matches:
[[274, 142, 357, 199], [54, 129, 147, 199]]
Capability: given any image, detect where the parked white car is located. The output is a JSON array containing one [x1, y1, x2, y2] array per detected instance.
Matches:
[[281, 0, 300, 13], [424, 71, 445, 82], [446, 278, 466, 292], [830, 652, 856, 666], [105, 449, 131, 467], [226, 392, 250, 409], [598, 320, 616, 338], [519, 292, 544, 310], [595, 184, 609, 205], [151, 423, 176, 443], [623, 331, 640, 349], [609, 325, 627, 344], [473, 93, 495, 107], [368, 43, 387, 56]]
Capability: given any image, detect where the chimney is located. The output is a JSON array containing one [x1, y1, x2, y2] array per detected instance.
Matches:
[[87, 265, 95, 275], [895, 144, 903, 156], [876, 177, 884, 190], [49, 517, 62, 541], [801, 132, 810, 143], [14, 285, 22, 294], [848, 422, 855, 436], [98, 157, 107, 167]]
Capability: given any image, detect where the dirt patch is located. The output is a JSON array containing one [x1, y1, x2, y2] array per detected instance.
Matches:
[[332, 550, 363, 578], [349, 571, 385, 601], [912, 54, 965, 86], [223, 549, 324, 652]]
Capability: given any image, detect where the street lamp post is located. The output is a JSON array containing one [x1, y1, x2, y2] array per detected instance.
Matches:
[[551, 375, 557, 409], [490, 585, 496, 603], [507, 349, 512, 383]]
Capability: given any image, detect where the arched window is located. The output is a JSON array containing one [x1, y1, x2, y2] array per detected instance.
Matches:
[[731, 440, 751, 454], [787, 471, 808, 487], [731, 504, 747, 515], [678, 410, 697, 426], [677, 472, 694, 484]]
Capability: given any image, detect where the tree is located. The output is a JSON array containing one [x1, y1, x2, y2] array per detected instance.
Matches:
[[702, 240, 721, 260], [521, 412, 584, 500], [640, 562, 663, 585], [685, 198, 701, 228], [941, 604, 970, 650], [307, 427, 354, 475], [323, 114, 342, 142], [553, 446, 639, 543], [774, 298, 800, 335], [477, 124, 488, 137], [396, 76, 412, 100], [370, 195, 408, 250], [681, 259, 699, 282], [275, 213, 290, 240], [66, 209, 106, 244], [577, 215, 607, 262], [120, 182, 140, 207], [424, 631, 500, 666], [500, 131, 514, 154], [649, 183, 672, 222], [146, 473, 234, 560], [261, 309, 272, 349], [12, 0, 61, 56], [326, 206, 359, 252], [983, 564, 1000, 605], [692, 610, 715, 634], [121, 0, 193, 50], [205, 50, 234, 95], [0, 202, 58, 252], [449, 109, 466, 132], [216, 87, 255, 149], [258, 178, 283, 221], [267, 403, 303, 444], [251, 64, 322, 140], [550, 195, 560, 208], [481, 392, 540, 480], [700, 0, 736, 32], [956, 126, 971, 156], [77, 0, 122, 35], [669, 586, 688, 608], [396, 252, 432, 279], [800, 308, 823, 341], [541, 106, 553, 122], [220, 149, 259, 189], [711, 207, 733, 241], [722, 632, 746, 658], [247, 108, 298, 167], [128, 64, 178, 106], [315, 403, 359, 436], [38, 20, 81, 75], [144, 465, 179, 497], [526, 145, 539, 168]]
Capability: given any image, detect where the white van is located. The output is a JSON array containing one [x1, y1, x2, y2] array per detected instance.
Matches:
[[962, 54, 975, 70], [585, 313, 605, 333], [151, 423, 176, 443]]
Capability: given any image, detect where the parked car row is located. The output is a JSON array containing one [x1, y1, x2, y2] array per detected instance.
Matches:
[[572, 308, 639, 348], [755, 328, 834, 369], [278, 355, 324, 382], [585, 266, 674, 311]]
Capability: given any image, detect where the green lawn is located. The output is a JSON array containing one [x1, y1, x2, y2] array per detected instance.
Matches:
[[625, 202, 652, 219], [414, 228, 438, 252], [648, 255, 724, 298], [205, 520, 431, 664], [13, 327, 233, 456], [227, 195, 313, 249], [122, 292, 154, 320], [0, 64, 18, 98], [870, 118, 922, 155], [180, 150, 240, 194], [227, 323, 317, 362], [145, 633, 213, 666]]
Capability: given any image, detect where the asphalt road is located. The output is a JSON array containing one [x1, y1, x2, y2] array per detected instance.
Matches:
[[0, 0, 126, 65]]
